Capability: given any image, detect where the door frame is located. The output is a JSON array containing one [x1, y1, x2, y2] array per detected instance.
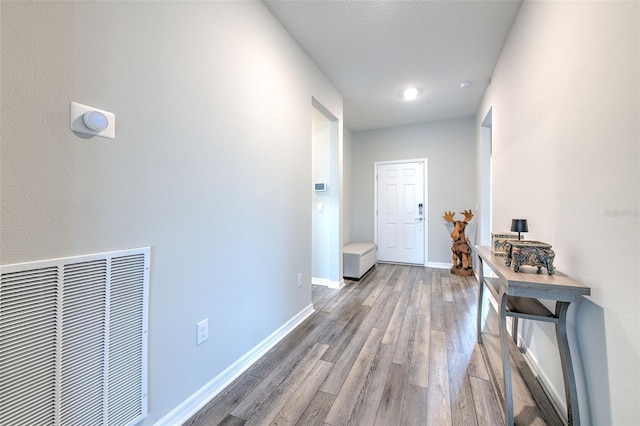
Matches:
[[374, 158, 428, 266]]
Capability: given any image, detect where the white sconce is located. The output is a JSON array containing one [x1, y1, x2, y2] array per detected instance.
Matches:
[[70, 102, 115, 139]]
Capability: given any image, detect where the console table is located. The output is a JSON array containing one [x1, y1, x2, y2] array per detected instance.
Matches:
[[474, 246, 590, 426]]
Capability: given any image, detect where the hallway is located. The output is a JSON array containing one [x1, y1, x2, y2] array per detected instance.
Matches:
[[185, 263, 561, 425]]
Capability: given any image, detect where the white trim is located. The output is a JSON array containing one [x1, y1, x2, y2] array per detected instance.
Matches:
[[154, 304, 315, 426], [427, 262, 451, 269], [374, 158, 428, 267], [312, 277, 345, 289]]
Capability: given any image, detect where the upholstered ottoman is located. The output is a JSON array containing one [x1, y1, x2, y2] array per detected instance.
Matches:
[[343, 242, 377, 280]]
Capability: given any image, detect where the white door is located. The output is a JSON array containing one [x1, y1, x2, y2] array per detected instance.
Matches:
[[376, 160, 426, 264]]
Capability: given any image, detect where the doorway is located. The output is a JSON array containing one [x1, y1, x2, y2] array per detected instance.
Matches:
[[311, 99, 342, 288], [374, 159, 427, 265], [480, 109, 493, 245]]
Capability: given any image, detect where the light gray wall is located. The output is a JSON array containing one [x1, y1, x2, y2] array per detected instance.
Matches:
[[476, 1, 639, 424], [351, 118, 476, 265], [0, 1, 342, 423]]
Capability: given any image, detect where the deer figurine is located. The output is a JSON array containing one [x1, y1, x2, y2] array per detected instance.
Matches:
[[443, 210, 474, 275]]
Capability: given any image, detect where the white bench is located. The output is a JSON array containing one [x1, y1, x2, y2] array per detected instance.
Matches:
[[343, 242, 377, 280]]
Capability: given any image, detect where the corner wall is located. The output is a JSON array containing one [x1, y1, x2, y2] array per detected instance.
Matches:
[[0, 1, 342, 423], [476, 1, 640, 424]]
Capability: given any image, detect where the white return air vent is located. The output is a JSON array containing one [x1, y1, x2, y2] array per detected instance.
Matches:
[[0, 247, 149, 426]]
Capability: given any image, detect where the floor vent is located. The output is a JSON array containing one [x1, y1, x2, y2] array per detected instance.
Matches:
[[0, 247, 149, 426]]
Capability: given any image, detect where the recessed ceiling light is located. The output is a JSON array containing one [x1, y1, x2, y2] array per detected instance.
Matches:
[[401, 87, 422, 100], [460, 81, 472, 89]]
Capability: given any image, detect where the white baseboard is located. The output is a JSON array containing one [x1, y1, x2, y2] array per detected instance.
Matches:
[[427, 262, 451, 269], [154, 303, 315, 426], [312, 277, 345, 289]]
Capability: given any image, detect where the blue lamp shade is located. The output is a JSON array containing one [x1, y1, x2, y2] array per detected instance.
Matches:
[[511, 219, 528, 240]]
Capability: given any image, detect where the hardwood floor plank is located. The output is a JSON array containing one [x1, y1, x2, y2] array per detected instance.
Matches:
[[217, 414, 246, 426], [361, 265, 393, 307], [244, 310, 329, 379], [374, 362, 409, 426], [427, 384, 453, 425], [321, 304, 370, 363], [313, 288, 341, 312], [409, 276, 423, 308], [418, 277, 432, 314], [317, 319, 348, 347], [457, 303, 479, 358], [323, 327, 385, 425], [324, 292, 363, 323], [391, 265, 410, 292], [447, 349, 479, 426], [467, 344, 491, 381], [238, 343, 329, 424], [347, 343, 395, 426], [183, 373, 262, 426], [231, 341, 328, 421], [469, 376, 503, 426], [442, 275, 454, 302], [429, 329, 449, 387], [400, 383, 429, 426], [444, 300, 464, 353], [319, 315, 377, 396], [353, 265, 388, 302], [427, 329, 452, 424], [408, 310, 431, 388], [381, 276, 415, 345], [312, 284, 332, 300], [391, 305, 418, 365], [372, 287, 401, 330], [430, 272, 445, 332], [320, 281, 357, 313], [294, 391, 335, 426], [270, 360, 334, 426], [364, 284, 393, 323]]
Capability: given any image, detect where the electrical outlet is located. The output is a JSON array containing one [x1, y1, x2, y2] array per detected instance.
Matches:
[[197, 318, 209, 345], [297, 273, 303, 288]]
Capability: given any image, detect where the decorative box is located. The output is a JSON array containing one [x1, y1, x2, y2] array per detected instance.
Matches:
[[504, 240, 555, 275], [491, 232, 520, 257]]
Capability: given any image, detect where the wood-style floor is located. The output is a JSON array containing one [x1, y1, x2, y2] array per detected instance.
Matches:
[[185, 263, 562, 426]]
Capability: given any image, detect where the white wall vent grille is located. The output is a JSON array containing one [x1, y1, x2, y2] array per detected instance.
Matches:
[[0, 247, 149, 426]]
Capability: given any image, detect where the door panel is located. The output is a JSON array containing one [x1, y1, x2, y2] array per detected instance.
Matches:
[[376, 161, 425, 264]]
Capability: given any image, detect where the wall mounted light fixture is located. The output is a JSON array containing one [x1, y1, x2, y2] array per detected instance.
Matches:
[[70, 102, 115, 139]]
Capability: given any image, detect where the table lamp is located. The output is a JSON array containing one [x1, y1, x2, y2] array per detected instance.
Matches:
[[511, 219, 528, 240]]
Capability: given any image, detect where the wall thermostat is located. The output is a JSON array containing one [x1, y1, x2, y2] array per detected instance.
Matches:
[[314, 182, 327, 192]]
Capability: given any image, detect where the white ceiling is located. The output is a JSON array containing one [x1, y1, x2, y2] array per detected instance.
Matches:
[[264, 0, 522, 131]]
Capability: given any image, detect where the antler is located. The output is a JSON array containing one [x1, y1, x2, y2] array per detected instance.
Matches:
[[443, 211, 456, 223], [461, 209, 473, 223]]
